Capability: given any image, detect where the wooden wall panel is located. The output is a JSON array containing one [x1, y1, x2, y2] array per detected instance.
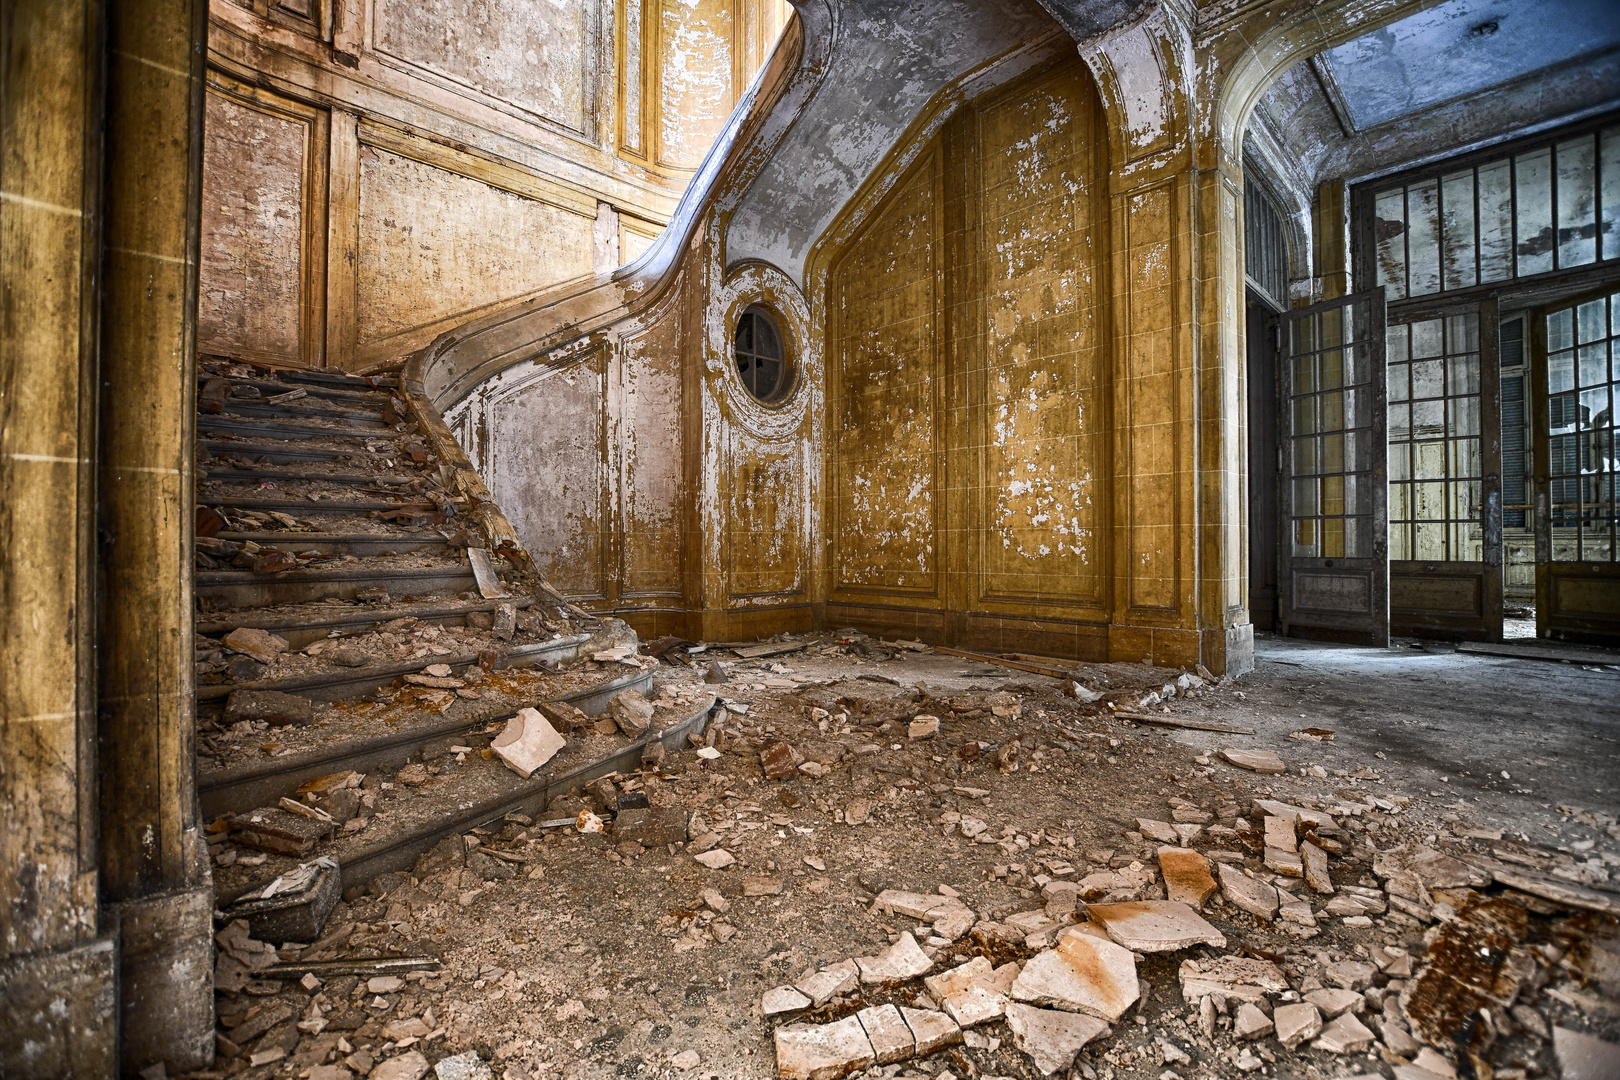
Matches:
[[657, 0, 734, 170], [970, 63, 1107, 609], [371, 0, 594, 136], [829, 150, 941, 595], [354, 145, 595, 359], [727, 441, 804, 597], [484, 355, 608, 599], [1119, 182, 1181, 613], [198, 83, 319, 364], [620, 316, 685, 596]]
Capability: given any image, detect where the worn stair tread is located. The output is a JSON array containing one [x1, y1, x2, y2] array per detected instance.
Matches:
[[200, 467, 421, 486], [196, 594, 530, 636], [197, 664, 654, 814], [196, 634, 593, 703], [202, 494, 434, 513], [206, 399, 390, 425], [197, 374, 393, 407], [211, 695, 713, 904], [201, 439, 355, 462], [199, 417, 394, 442], [208, 531, 457, 556]]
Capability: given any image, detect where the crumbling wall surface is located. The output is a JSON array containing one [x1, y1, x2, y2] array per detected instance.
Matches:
[[198, 85, 310, 364], [659, 0, 736, 169]]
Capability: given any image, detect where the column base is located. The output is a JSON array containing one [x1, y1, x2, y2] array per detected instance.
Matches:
[[1106, 621, 1254, 676], [0, 937, 118, 1079], [118, 884, 216, 1074]]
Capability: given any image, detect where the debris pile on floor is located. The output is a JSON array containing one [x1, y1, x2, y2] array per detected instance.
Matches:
[[185, 630, 1620, 1080]]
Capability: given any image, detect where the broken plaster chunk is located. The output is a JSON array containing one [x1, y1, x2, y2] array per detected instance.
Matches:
[[1265, 845, 1305, 878], [1301, 840, 1334, 894], [855, 1004, 914, 1065], [855, 931, 933, 984], [1136, 819, 1178, 844], [1304, 987, 1364, 1018], [762, 985, 812, 1016], [433, 1051, 493, 1080], [1217, 862, 1280, 921], [1219, 748, 1286, 774], [1157, 847, 1218, 909], [795, 960, 859, 1007], [1234, 1002, 1273, 1040], [1263, 816, 1298, 852], [609, 690, 655, 736], [224, 626, 288, 664], [225, 689, 313, 728], [1086, 900, 1227, 952], [1273, 1002, 1323, 1049], [1010, 933, 1140, 1022], [1324, 959, 1377, 991], [1176, 956, 1290, 1005], [924, 956, 1007, 1027], [899, 1007, 962, 1055], [908, 715, 940, 739], [760, 740, 803, 780], [693, 848, 735, 870], [1003, 1003, 1110, 1077], [489, 708, 565, 779], [773, 1015, 875, 1080], [1312, 1011, 1376, 1054]]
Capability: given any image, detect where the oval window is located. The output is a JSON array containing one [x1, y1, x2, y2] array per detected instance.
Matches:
[[733, 305, 791, 404]]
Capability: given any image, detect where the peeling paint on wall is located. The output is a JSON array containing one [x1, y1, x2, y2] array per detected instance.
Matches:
[[198, 88, 307, 363], [356, 147, 595, 349], [660, 0, 735, 168]]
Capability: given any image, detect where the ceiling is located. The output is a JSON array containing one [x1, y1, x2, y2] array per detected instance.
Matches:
[[1319, 0, 1620, 130]]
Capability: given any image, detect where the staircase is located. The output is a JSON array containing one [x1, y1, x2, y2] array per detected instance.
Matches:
[[192, 355, 713, 924]]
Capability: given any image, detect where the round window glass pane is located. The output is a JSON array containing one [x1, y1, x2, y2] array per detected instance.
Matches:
[[734, 305, 790, 403]]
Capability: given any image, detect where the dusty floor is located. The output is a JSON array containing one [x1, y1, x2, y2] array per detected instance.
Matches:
[[194, 632, 1620, 1080]]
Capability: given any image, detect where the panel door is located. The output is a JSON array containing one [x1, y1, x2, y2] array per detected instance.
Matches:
[[1279, 288, 1389, 645], [1533, 285, 1620, 645], [1387, 300, 1503, 640]]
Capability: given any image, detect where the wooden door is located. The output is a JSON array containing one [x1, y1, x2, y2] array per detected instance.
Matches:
[[1533, 285, 1620, 644], [1279, 288, 1390, 645], [1386, 300, 1504, 640]]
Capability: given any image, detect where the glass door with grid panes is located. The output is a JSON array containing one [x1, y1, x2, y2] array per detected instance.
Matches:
[[1534, 288, 1620, 643], [1386, 302, 1503, 639], [1279, 289, 1390, 645]]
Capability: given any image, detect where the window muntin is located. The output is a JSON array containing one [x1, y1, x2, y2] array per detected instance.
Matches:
[[733, 305, 790, 404], [1547, 290, 1620, 562]]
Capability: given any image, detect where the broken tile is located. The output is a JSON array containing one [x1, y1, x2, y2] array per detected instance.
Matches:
[[1273, 1002, 1323, 1049], [1176, 956, 1289, 1004], [1136, 819, 1178, 844], [763, 986, 811, 1016], [489, 707, 564, 778], [1010, 933, 1139, 1021], [856, 1004, 914, 1065], [1313, 1011, 1376, 1054], [1234, 1002, 1273, 1040], [924, 957, 1007, 1027], [1217, 863, 1280, 920], [369, 1050, 430, 1080], [1086, 901, 1227, 952], [224, 627, 288, 664], [1263, 815, 1297, 851], [774, 1016, 875, 1080], [855, 931, 933, 984], [1324, 959, 1377, 991], [1301, 841, 1335, 894], [1003, 1003, 1109, 1077], [899, 1007, 961, 1055], [1157, 847, 1217, 908], [795, 960, 859, 1007], [693, 849, 734, 870], [1304, 987, 1363, 1018], [1218, 748, 1286, 774]]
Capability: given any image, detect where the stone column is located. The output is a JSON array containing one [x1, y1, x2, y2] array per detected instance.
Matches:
[[0, 1, 119, 1074], [98, 0, 216, 1071]]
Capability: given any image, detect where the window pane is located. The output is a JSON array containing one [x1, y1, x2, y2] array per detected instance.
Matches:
[[1411, 318, 1442, 358], [1441, 170, 1477, 289], [1451, 396, 1480, 437], [1408, 180, 1442, 295], [1602, 128, 1620, 262], [1450, 438, 1482, 479], [1388, 402, 1410, 439], [1374, 189, 1408, 298], [1478, 161, 1514, 283], [1415, 439, 1446, 480], [1515, 148, 1554, 277], [1555, 135, 1597, 269]]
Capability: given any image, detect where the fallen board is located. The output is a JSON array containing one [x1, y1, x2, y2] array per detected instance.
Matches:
[[1111, 711, 1256, 735]]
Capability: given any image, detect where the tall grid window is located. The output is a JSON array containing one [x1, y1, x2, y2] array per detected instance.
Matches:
[[1387, 314, 1484, 561], [1547, 290, 1620, 561], [1245, 174, 1289, 308], [1369, 122, 1620, 300], [1289, 304, 1377, 558], [1501, 317, 1529, 529]]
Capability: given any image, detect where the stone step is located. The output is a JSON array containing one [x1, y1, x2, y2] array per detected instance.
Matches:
[[195, 561, 477, 607], [197, 374, 394, 408], [197, 415, 389, 442], [209, 531, 457, 558], [206, 398, 389, 426], [201, 494, 436, 515], [198, 466, 420, 487], [209, 694, 713, 904], [200, 439, 355, 463], [198, 662, 654, 819], [196, 594, 529, 647]]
